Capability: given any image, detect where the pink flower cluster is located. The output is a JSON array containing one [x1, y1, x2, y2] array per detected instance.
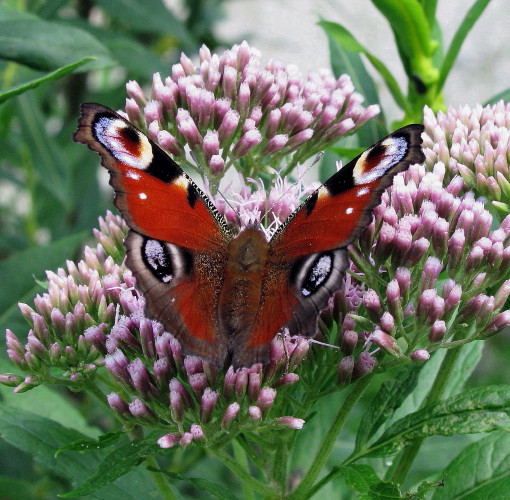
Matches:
[[123, 41, 379, 184], [423, 101, 510, 216], [334, 104, 510, 374]]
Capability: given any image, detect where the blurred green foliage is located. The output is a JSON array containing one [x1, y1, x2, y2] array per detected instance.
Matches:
[[1, 1, 510, 499]]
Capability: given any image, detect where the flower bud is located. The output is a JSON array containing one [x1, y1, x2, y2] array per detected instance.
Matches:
[[337, 356, 354, 386], [410, 349, 430, 363], [352, 352, 376, 380], [275, 417, 305, 429]]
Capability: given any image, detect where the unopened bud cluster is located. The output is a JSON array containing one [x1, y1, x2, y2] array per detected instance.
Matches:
[[4, 212, 132, 392], [124, 40, 378, 187], [336, 103, 510, 372], [423, 101, 510, 217]]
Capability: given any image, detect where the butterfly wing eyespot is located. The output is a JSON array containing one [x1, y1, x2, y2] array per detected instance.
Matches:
[[230, 125, 425, 363], [75, 104, 424, 368], [73, 103, 232, 252], [74, 103, 233, 366], [270, 124, 425, 258]]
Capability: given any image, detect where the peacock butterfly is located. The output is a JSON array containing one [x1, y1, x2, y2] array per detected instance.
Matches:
[[73, 103, 424, 368]]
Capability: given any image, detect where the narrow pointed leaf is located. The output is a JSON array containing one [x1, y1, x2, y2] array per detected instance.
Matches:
[[16, 92, 70, 206], [432, 430, 510, 499], [61, 435, 164, 497], [56, 432, 123, 455], [360, 385, 510, 458], [485, 87, 510, 106], [0, 57, 93, 104], [437, 0, 491, 91], [319, 21, 407, 112], [0, 7, 113, 71]]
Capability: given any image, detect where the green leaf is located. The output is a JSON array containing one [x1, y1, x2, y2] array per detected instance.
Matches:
[[360, 385, 510, 458], [0, 57, 93, 104], [0, 231, 86, 333], [339, 464, 380, 496], [319, 21, 408, 113], [61, 435, 164, 497], [484, 87, 510, 106], [386, 342, 483, 430], [0, 232, 85, 307], [437, 0, 491, 91], [0, 406, 157, 498], [0, 360, 99, 438], [0, 476, 35, 500], [410, 479, 444, 498], [441, 341, 483, 398], [96, 0, 194, 48], [432, 430, 510, 499], [368, 481, 402, 499], [328, 146, 366, 158], [0, 7, 113, 71], [16, 92, 71, 207], [422, 0, 439, 27], [56, 432, 123, 455], [157, 470, 240, 500], [370, 0, 432, 60], [353, 366, 421, 454], [324, 29, 386, 145]]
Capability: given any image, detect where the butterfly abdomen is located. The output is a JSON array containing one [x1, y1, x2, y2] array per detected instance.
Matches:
[[218, 228, 269, 337]]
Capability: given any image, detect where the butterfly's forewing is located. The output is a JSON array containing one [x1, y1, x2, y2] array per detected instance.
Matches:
[[74, 103, 230, 251], [74, 103, 233, 365], [230, 125, 425, 365]]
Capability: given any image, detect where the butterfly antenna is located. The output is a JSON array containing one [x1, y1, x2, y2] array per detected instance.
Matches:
[[262, 151, 325, 223], [190, 152, 241, 227]]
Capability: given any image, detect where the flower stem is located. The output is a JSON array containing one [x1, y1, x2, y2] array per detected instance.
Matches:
[[210, 446, 275, 496], [272, 434, 288, 494], [232, 439, 255, 500], [288, 373, 374, 500], [145, 456, 178, 500], [385, 346, 462, 484]]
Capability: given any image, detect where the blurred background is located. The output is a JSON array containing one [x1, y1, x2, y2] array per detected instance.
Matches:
[[217, 0, 510, 120], [1, 0, 509, 385], [1, 1, 509, 496]]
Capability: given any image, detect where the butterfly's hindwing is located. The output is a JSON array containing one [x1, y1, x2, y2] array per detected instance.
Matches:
[[125, 231, 230, 364], [75, 103, 425, 368]]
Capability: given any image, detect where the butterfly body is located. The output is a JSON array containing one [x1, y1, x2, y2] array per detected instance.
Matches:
[[74, 103, 424, 368]]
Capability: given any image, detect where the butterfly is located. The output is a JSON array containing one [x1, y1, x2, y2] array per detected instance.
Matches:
[[74, 103, 424, 368]]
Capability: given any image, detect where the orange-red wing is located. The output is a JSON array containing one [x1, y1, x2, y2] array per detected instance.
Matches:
[[231, 273, 297, 367], [74, 103, 230, 252], [124, 231, 230, 366], [270, 125, 424, 259]]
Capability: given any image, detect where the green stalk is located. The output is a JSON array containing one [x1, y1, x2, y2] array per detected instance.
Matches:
[[385, 345, 462, 483], [210, 447, 275, 496], [145, 456, 178, 500], [272, 434, 288, 494], [232, 439, 256, 500], [288, 373, 374, 499]]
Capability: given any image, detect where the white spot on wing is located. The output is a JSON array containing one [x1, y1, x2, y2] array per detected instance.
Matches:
[[139, 193, 147, 200], [357, 187, 369, 197], [95, 117, 153, 170], [126, 170, 141, 180], [354, 136, 407, 185], [345, 207, 354, 214]]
